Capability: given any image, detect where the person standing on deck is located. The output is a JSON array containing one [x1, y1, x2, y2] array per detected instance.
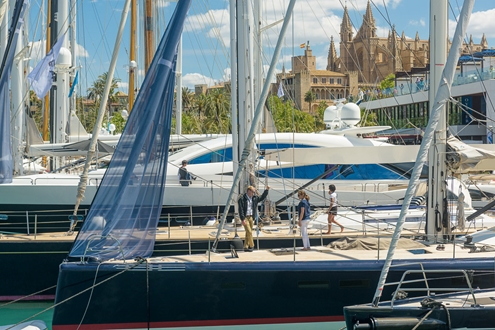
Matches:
[[297, 190, 311, 250], [238, 185, 270, 252], [326, 184, 344, 234], [178, 160, 196, 186]]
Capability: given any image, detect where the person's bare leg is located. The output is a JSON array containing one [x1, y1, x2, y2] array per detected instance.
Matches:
[[332, 217, 344, 233], [326, 214, 332, 234]]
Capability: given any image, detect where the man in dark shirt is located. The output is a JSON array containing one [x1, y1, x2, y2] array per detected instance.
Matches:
[[178, 160, 196, 186], [238, 185, 270, 251]]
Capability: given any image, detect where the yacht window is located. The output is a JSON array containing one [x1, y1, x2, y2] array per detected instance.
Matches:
[[189, 147, 233, 164]]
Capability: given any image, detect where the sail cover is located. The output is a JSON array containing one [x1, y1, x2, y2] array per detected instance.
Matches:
[[0, 0, 28, 184], [69, 0, 191, 260]]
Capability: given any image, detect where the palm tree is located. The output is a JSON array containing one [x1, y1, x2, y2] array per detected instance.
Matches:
[[181, 87, 195, 112], [304, 90, 316, 113], [193, 93, 208, 118], [204, 89, 231, 133], [86, 72, 121, 131], [87, 72, 120, 105]]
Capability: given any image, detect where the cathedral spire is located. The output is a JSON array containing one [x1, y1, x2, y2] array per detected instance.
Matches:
[[340, 6, 353, 43], [481, 33, 488, 49], [356, 0, 376, 39], [327, 36, 338, 71]]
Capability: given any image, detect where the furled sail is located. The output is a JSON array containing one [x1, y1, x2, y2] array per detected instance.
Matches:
[[0, 0, 28, 184], [69, 0, 191, 260]]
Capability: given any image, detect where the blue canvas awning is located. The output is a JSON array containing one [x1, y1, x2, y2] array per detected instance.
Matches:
[[458, 55, 483, 63], [473, 49, 495, 58]]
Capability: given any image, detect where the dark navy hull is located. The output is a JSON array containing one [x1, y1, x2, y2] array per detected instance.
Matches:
[[52, 258, 495, 329], [0, 237, 338, 301]]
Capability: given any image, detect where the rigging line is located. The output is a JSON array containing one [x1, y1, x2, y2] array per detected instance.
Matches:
[[196, 1, 231, 73], [369, 0, 428, 83], [76, 262, 104, 329], [0, 285, 57, 309], [182, 5, 222, 87], [447, 2, 495, 116], [450, 97, 495, 128]]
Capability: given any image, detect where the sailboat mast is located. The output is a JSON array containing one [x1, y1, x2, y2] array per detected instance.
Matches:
[[426, 0, 448, 241], [371, 0, 475, 306], [144, 0, 154, 73], [128, 0, 136, 112], [42, 0, 51, 142], [230, 0, 238, 184], [50, 0, 70, 170], [11, 0, 25, 176], [69, 0, 76, 117], [213, 0, 296, 249]]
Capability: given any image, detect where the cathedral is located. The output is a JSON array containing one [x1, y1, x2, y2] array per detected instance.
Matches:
[[275, 1, 489, 113], [328, 1, 488, 85]]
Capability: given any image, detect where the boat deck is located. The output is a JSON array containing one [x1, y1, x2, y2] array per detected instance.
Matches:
[[0, 224, 385, 242], [131, 241, 495, 263]]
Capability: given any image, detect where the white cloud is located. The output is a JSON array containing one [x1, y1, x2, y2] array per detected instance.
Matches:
[[452, 8, 495, 41], [409, 19, 426, 27], [117, 81, 129, 93], [182, 73, 218, 89]]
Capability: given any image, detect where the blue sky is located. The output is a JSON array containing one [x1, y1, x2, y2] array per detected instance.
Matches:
[[26, 0, 495, 99]]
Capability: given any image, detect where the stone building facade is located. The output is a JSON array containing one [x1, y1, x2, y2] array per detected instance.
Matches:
[[276, 45, 358, 113], [328, 1, 488, 86]]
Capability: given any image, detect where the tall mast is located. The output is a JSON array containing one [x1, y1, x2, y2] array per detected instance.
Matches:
[[69, 0, 76, 117], [42, 0, 51, 142], [11, 0, 25, 175], [50, 0, 71, 170], [371, 0, 474, 306], [128, 0, 136, 112], [426, 0, 448, 241], [144, 0, 154, 73]]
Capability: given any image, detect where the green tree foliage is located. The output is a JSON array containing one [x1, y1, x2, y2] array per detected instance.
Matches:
[[203, 88, 231, 133], [359, 109, 379, 127], [85, 72, 123, 133], [315, 101, 328, 131], [268, 95, 316, 132], [379, 73, 395, 91], [110, 112, 126, 134], [304, 90, 316, 113]]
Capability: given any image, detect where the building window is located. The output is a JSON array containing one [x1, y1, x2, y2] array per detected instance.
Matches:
[[313, 78, 318, 84], [337, 78, 342, 84], [322, 78, 326, 84], [330, 78, 335, 84], [316, 93, 320, 100]]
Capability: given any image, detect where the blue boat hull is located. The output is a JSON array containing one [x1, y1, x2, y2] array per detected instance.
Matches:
[[52, 258, 495, 329]]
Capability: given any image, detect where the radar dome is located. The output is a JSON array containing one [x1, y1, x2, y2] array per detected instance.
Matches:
[[323, 105, 340, 128], [341, 103, 361, 127], [56, 47, 71, 68]]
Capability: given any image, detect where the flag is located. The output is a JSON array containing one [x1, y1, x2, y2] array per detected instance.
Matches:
[[277, 82, 284, 98], [300, 43, 306, 49], [68, 71, 79, 98], [28, 34, 65, 99]]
